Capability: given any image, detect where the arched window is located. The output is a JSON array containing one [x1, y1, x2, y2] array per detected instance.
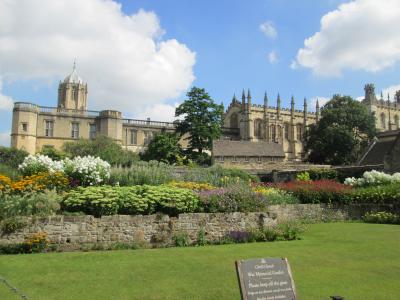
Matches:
[[254, 119, 263, 139], [380, 113, 386, 129], [284, 123, 289, 140], [230, 113, 239, 128], [296, 124, 303, 141], [270, 124, 276, 141], [395, 115, 399, 129]]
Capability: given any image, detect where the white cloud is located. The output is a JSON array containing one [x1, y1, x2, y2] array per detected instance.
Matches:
[[259, 21, 277, 39], [290, 60, 298, 70], [268, 51, 278, 64], [294, 0, 400, 76], [132, 102, 179, 122], [382, 84, 400, 100], [310, 97, 330, 110], [0, 80, 14, 111], [0, 0, 196, 114], [0, 131, 10, 147]]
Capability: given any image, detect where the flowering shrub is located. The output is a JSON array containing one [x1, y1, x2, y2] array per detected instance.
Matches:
[[352, 183, 400, 204], [253, 186, 299, 204], [25, 232, 49, 253], [19, 154, 64, 176], [0, 172, 69, 195], [167, 181, 215, 191], [344, 170, 400, 187], [197, 184, 267, 213], [277, 180, 353, 204], [64, 156, 110, 186], [18, 155, 110, 186]]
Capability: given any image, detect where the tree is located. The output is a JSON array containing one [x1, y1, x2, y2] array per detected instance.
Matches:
[[175, 87, 223, 154], [141, 132, 182, 164], [63, 135, 139, 167], [304, 95, 376, 165]]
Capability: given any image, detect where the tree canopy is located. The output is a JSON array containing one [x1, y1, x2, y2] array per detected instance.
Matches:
[[174, 87, 223, 153], [141, 132, 182, 164], [304, 95, 376, 165]]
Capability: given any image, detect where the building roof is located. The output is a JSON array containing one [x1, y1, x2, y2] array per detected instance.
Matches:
[[63, 63, 84, 84], [358, 130, 400, 165], [213, 140, 285, 157]]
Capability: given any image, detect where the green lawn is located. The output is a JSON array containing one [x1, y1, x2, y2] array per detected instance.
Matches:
[[0, 223, 399, 300]]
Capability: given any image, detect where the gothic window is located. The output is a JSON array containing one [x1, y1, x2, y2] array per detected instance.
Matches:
[[89, 124, 96, 139], [21, 123, 28, 132], [270, 124, 276, 141], [130, 129, 137, 145], [380, 113, 386, 129], [254, 119, 263, 139], [45, 120, 54, 137], [230, 113, 239, 128], [296, 124, 303, 141], [284, 123, 289, 140], [71, 122, 79, 139], [395, 115, 399, 129], [278, 125, 283, 139]]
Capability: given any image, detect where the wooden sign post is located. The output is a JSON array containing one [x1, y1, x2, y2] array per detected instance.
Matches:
[[236, 257, 297, 300]]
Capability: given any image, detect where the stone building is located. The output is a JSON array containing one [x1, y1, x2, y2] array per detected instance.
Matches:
[[219, 90, 319, 161], [362, 83, 400, 131], [11, 65, 178, 154]]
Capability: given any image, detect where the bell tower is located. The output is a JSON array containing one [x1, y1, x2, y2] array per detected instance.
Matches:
[[58, 62, 88, 110]]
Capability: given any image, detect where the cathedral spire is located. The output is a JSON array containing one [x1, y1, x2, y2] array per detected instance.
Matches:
[[388, 93, 392, 130], [247, 89, 252, 112], [277, 93, 281, 118], [316, 98, 320, 122], [232, 93, 237, 104], [241, 89, 246, 110], [263, 92, 268, 114], [290, 96, 295, 110]]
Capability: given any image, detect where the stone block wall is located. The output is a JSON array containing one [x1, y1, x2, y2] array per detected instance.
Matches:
[[1, 204, 398, 250]]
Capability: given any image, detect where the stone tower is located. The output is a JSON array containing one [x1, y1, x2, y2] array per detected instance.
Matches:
[[364, 83, 376, 104], [57, 63, 88, 110]]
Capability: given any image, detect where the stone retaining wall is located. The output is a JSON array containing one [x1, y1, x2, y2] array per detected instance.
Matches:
[[1, 204, 398, 249]]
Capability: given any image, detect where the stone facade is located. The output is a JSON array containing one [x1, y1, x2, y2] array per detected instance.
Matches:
[[11, 66, 183, 154], [1, 204, 398, 249], [221, 91, 318, 161]]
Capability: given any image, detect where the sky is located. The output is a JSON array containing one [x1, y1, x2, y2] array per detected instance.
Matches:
[[1, 0, 400, 146]]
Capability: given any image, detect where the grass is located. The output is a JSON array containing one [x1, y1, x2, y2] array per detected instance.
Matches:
[[0, 223, 399, 300]]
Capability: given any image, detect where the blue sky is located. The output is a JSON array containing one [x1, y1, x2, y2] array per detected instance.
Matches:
[[1, 0, 400, 146]]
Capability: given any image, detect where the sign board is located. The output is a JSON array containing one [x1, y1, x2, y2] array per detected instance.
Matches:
[[236, 257, 297, 300]]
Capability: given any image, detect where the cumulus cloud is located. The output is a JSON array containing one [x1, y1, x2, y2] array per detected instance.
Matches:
[[260, 21, 277, 39], [268, 51, 278, 64], [132, 102, 180, 122], [382, 84, 400, 100], [0, 80, 14, 111], [294, 0, 400, 76], [0, 0, 196, 114], [310, 97, 330, 110], [0, 131, 10, 147]]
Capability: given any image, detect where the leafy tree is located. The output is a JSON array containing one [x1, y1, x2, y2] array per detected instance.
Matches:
[[63, 135, 139, 167], [0, 146, 28, 169], [175, 87, 224, 154], [304, 95, 376, 165], [141, 132, 182, 164]]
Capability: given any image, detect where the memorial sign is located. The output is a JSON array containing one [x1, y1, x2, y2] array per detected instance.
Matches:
[[236, 257, 296, 300]]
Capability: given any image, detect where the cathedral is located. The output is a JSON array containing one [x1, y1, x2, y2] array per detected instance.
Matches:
[[10, 66, 400, 166]]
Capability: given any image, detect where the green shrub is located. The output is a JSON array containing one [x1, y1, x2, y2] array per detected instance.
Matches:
[[181, 165, 258, 187], [39, 145, 66, 160], [352, 183, 400, 204], [308, 168, 338, 181], [0, 190, 62, 220], [63, 135, 139, 167], [363, 211, 400, 224], [0, 146, 28, 169], [0, 164, 21, 180], [108, 161, 175, 186], [0, 217, 27, 235], [62, 185, 199, 217], [197, 227, 206, 246], [296, 171, 311, 181], [172, 232, 190, 247], [275, 220, 306, 241]]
